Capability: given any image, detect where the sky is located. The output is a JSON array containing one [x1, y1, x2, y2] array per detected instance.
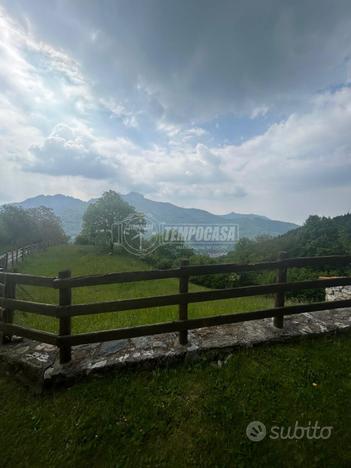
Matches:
[[0, 0, 351, 224]]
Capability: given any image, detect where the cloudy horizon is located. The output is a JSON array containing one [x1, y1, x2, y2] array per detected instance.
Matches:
[[1, 0, 351, 224]]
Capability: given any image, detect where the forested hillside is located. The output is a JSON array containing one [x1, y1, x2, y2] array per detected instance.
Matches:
[[179, 214, 351, 300], [226, 214, 351, 263]]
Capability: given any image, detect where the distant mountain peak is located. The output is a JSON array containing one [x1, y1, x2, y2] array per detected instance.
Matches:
[[223, 211, 270, 221], [19, 193, 83, 203], [4, 192, 298, 241], [125, 191, 145, 199], [11, 194, 89, 239]]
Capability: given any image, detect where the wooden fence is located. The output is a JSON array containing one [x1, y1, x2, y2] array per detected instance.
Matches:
[[0, 253, 351, 364], [0, 241, 48, 271]]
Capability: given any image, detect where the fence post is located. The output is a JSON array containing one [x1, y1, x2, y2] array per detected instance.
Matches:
[[0, 275, 16, 344], [273, 251, 288, 328], [58, 270, 72, 364], [178, 259, 189, 345]]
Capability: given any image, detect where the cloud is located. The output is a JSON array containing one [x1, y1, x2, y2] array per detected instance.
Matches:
[[26, 124, 117, 179], [21, 0, 349, 123], [0, 5, 91, 116], [0, 94, 42, 159], [10, 86, 351, 222], [215, 86, 351, 196], [251, 106, 269, 119], [0, 2, 351, 223]]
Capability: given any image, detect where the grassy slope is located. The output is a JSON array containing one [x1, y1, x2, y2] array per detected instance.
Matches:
[[0, 334, 350, 467], [14, 245, 273, 333], [1, 245, 350, 466]]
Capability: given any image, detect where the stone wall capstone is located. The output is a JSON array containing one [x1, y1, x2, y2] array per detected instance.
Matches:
[[325, 284, 351, 301]]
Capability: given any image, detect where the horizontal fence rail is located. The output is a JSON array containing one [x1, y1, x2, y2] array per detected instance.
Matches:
[[57, 298, 351, 347], [0, 322, 58, 345], [55, 276, 351, 317], [0, 252, 350, 363], [51, 255, 351, 289], [0, 272, 55, 287], [0, 241, 51, 272]]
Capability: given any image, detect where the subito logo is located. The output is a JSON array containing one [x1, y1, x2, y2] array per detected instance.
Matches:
[[246, 421, 267, 442]]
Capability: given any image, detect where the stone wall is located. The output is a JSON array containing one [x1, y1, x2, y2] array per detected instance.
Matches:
[[325, 285, 351, 301], [1, 308, 351, 391]]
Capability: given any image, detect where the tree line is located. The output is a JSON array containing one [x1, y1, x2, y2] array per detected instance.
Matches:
[[0, 205, 67, 252]]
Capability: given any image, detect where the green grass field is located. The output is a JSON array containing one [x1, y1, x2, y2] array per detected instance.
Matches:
[[1, 245, 350, 467], [14, 245, 274, 334], [1, 334, 350, 467]]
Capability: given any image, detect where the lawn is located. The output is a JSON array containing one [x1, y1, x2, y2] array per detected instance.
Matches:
[[1, 245, 350, 466], [13, 244, 274, 334], [0, 333, 350, 467]]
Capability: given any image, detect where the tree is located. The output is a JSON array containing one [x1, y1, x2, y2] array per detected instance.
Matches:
[[142, 229, 194, 269], [28, 206, 67, 245], [0, 205, 67, 251], [0, 205, 37, 248], [79, 190, 137, 249]]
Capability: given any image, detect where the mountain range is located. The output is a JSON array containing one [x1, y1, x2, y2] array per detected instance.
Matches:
[[12, 192, 298, 240]]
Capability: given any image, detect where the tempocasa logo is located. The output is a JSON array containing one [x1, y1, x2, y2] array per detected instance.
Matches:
[[112, 213, 239, 256]]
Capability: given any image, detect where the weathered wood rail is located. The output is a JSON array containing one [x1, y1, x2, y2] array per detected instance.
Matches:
[[0, 241, 48, 272], [0, 253, 350, 364]]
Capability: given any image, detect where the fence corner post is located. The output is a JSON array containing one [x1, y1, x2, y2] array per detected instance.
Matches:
[[273, 251, 288, 329], [178, 259, 189, 345], [58, 270, 72, 364], [0, 275, 16, 345]]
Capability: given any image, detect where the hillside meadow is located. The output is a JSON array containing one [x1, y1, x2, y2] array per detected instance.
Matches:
[[13, 244, 274, 333], [1, 334, 350, 467], [0, 245, 350, 467]]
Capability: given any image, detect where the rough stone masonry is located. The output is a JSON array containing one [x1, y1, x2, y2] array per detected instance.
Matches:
[[0, 308, 350, 392], [325, 284, 351, 302]]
